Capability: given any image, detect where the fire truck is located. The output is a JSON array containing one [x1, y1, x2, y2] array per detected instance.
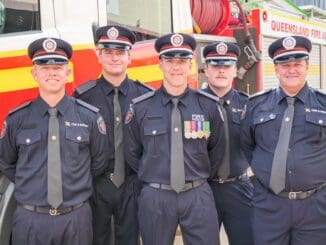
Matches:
[[0, 0, 325, 243]]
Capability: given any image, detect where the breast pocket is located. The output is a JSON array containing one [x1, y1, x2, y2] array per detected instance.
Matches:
[[305, 112, 326, 145], [253, 112, 278, 151], [16, 130, 41, 167], [232, 110, 242, 125], [143, 117, 168, 157], [65, 127, 90, 164]]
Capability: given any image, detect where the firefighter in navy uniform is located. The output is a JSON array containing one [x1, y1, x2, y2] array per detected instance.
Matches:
[[241, 35, 326, 245], [124, 33, 225, 245], [0, 37, 108, 245], [73, 25, 153, 245], [202, 41, 254, 245]]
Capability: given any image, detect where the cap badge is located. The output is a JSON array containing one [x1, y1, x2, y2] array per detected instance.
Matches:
[[170, 34, 183, 47], [216, 42, 228, 55], [107, 27, 119, 40], [282, 37, 296, 50], [43, 38, 57, 53]]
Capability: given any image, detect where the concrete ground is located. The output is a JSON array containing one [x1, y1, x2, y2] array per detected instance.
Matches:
[[174, 225, 229, 245]]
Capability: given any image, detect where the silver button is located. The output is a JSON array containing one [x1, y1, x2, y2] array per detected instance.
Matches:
[[116, 117, 120, 122], [319, 119, 323, 125], [174, 127, 179, 132], [285, 117, 290, 122], [77, 136, 82, 141], [26, 138, 31, 144], [260, 118, 264, 122], [152, 130, 157, 135], [51, 136, 57, 141]]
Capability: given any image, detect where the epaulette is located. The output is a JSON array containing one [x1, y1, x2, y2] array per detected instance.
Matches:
[[75, 80, 97, 95], [8, 101, 31, 115], [249, 89, 272, 100], [238, 90, 249, 97], [76, 99, 99, 113], [315, 89, 326, 96], [197, 89, 220, 102], [132, 91, 155, 104], [134, 80, 154, 91]]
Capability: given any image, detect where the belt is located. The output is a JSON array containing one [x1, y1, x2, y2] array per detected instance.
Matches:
[[278, 183, 326, 200], [212, 167, 254, 184], [147, 179, 206, 192], [20, 202, 84, 216]]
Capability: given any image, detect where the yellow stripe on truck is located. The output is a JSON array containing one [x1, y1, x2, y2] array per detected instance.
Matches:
[[0, 63, 74, 93]]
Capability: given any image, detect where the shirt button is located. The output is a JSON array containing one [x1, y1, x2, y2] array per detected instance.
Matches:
[[319, 119, 323, 125], [285, 117, 290, 122], [116, 117, 120, 122], [51, 136, 57, 140], [152, 130, 157, 135], [260, 118, 264, 122], [289, 170, 292, 174], [26, 138, 31, 144], [77, 136, 82, 141], [174, 127, 179, 132]]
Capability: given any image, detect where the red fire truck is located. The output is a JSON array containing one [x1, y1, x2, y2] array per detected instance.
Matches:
[[0, 0, 325, 243]]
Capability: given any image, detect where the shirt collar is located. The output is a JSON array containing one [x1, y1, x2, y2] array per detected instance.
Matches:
[[37, 94, 70, 117], [276, 82, 309, 104], [99, 75, 129, 96], [160, 85, 190, 107], [206, 85, 232, 105]]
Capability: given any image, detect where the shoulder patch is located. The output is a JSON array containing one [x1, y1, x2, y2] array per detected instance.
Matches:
[[134, 80, 154, 91], [197, 89, 220, 102], [249, 89, 272, 100], [132, 91, 155, 104], [76, 99, 100, 113], [75, 80, 97, 95], [8, 101, 32, 115], [0, 120, 7, 139], [124, 104, 134, 124]]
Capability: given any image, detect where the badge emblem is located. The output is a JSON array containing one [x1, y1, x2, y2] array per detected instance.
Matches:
[[282, 37, 296, 50], [43, 38, 57, 53], [97, 116, 107, 135], [124, 106, 134, 124], [107, 27, 119, 40], [170, 34, 183, 47], [216, 42, 228, 55], [0, 120, 7, 139]]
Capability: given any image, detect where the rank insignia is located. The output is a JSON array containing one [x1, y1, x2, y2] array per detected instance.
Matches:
[[97, 116, 107, 135], [0, 120, 7, 139]]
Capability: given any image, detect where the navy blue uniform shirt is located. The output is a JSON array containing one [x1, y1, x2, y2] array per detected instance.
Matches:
[[241, 83, 326, 191], [204, 87, 250, 177], [124, 86, 225, 184], [73, 76, 153, 173], [0, 95, 108, 207]]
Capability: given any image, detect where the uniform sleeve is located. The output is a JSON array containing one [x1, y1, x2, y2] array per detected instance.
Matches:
[[123, 106, 142, 172], [0, 119, 18, 182], [89, 113, 109, 177], [208, 103, 226, 177], [240, 103, 255, 163]]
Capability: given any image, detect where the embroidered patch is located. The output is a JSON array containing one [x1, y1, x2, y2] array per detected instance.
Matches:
[[97, 116, 107, 135], [0, 120, 7, 139], [124, 106, 134, 124]]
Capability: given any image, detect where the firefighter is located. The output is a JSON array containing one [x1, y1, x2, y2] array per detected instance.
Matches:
[[241, 35, 326, 245], [73, 25, 153, 245], [0, 37, 108, 245], [124, 33, 225, 245], [202, 41, 254, 245]]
